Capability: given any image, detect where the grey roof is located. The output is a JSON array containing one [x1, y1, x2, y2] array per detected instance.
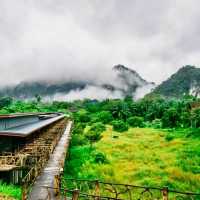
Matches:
[[0, 115, 64, 137]]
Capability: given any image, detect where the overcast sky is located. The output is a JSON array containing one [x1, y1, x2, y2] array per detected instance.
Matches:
[[0, 0, 200, 86]]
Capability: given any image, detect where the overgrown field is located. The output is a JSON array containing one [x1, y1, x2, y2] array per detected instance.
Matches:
[[65, 126, 200, 193]]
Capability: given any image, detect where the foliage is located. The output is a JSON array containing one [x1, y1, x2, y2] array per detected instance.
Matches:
[[0, 97, 13, 109], [153, 65, 200, 98], [112, 120, 129, 132], [191, 108, 200, 128], [70, 134, 88, 146], [89, 122, 106, 133], [72, 123, 86, 135], [127, 116, 144, 127], [65, 127, 200, 193], [151, 119, 162, 129], [95, 111, 113, 124], [0, 94, 200, 193], [92, 152, 108, 164], [85, 130, 102, 145], [162, 108, 180, 128], [165, 134, 174, 141], [0, 182, 21, 199], [74, 109, 91, 123]]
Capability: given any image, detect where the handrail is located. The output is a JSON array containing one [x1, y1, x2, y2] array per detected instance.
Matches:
[[62, 178, 200, 199]]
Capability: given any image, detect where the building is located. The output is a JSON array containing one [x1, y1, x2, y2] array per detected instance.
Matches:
[[0, 112, 67, 184]]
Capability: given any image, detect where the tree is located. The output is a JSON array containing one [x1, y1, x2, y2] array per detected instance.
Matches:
[[180, 111, 191, 128], [90, 122, 106, 133], [191, 108, 200, 128], [75, 109, 91, 123], [162, 108, 180, 128], [110, 101, 131, 120], [96, 111, 113, 124], [35, 94, 42, 103], [0, 97, 13, 109], [127, 116, 144, 127], [112, 120, 129, 132]]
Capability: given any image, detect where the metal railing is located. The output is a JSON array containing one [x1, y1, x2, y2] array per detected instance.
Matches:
[[62, 178, 200, 200]]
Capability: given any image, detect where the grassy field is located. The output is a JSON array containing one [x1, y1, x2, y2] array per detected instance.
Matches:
[[0, 182, 21, 199], [65, 126, 200, 193]]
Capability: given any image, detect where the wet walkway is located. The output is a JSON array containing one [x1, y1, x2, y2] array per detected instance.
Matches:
[[29, 121, 72, 200]]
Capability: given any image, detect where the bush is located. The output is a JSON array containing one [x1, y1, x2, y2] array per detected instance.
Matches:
[[96, 111, 113, 124], [112, 120, 129, 132], [186, 128, 200, 138], [127, 116, 144, 127], [165, 134, 174, 141], [90, 122, 106, 133], [85, 130, 102, 145], [75, 110, 91, 123], [151, 119, 162, 129], [0, 97, 13, 109], [93, 152, 108, 164], [71, 134, 88, 146], [72, 123, 86, 135]]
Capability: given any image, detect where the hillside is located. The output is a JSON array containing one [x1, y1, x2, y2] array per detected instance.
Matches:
[[0, 65, 155, 100], [153, 65, 200, 98]]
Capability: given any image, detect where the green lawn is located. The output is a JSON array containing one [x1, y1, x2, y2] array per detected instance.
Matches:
[[65, 126, 200, 193]]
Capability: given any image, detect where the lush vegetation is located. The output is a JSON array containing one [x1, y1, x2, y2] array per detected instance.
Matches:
[[0, 94, 200, 197], [63, 94, 200, 193], [65, 127, 200, 192], [0, 182, 21, 199]]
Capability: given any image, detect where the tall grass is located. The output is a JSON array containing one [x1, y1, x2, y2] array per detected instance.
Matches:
[[64, 126, 200, 193]]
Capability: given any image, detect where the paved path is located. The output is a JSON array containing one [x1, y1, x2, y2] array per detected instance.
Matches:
[[29, 121, 72, 200]]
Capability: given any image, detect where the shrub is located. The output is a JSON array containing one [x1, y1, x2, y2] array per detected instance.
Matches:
[[112, 120, 129, 132], [75, 110, 91, 123], [186, 128, 200, 138], [72, 123, 86, 135], [71, 134, 88, 146], [96, 111, 113, 124], [93, 152, 109, 164], [90, 122, 106, 133], [165, 134, 174, 141], [85, 130, 102, 145], [127, 116, 144, 127], [151, 119, 162, 129]]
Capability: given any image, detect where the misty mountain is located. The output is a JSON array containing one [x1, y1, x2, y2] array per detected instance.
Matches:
[[152, 65, 200, 98], [0, 65, 155, 100]]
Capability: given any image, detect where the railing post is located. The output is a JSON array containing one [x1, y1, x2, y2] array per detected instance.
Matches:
[[54, 175, 61, 198], [62, 189, 68, 200], [94, 180, 100, 200], [162, 187, 169, 200], [72, 189, 79, 200], [21, 184, 27, 200]]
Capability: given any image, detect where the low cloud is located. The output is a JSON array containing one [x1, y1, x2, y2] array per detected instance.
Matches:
[[44, 85, 123, 101], [0, 0, 200, 88]]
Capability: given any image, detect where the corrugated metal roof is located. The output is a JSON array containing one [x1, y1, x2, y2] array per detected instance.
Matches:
[[0, 112, 61, 119], [0, 115, 65, 137]]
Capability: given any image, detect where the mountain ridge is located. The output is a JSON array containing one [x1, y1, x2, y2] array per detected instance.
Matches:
[[0, 65, 155, 100], [152, 65, 200, 98]]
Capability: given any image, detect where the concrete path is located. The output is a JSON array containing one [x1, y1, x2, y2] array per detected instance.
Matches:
[[29, 121, 72, 200]]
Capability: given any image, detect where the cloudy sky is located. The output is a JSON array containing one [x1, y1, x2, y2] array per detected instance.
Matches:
[[0, 0, 200, 86]]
